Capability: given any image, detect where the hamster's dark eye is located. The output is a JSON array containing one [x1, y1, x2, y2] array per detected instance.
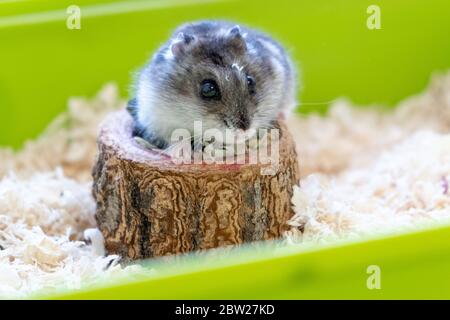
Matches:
[[200, 79, 221, 100], [247, 75, 256, 95]]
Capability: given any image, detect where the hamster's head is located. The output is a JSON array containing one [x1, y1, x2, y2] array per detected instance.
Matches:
[[136, 24, 283, 145]]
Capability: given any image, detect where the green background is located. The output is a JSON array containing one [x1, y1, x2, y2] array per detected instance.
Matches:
[[1, 0, 450, 299], [1, 0, 450, 148], [53, 225, 450, 299]]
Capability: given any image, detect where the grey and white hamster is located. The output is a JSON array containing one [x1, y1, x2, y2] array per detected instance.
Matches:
[[128, 20, 297, 150]]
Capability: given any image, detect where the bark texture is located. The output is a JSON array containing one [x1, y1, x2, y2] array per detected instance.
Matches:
[[93, 111, 300, 260]]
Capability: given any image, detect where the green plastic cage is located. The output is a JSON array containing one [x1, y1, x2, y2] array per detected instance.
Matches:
[[1, 0, 450, 299]]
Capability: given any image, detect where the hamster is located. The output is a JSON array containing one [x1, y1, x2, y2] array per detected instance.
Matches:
[[128, 20, 297, 151]]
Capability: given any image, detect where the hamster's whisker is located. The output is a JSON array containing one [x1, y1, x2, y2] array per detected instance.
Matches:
[[297, 99, 339, 106]]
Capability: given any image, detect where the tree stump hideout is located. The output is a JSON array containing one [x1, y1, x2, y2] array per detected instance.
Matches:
[[93, 110, 300, 260]]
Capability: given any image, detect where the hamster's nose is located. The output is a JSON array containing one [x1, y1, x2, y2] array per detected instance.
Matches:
[[236, 116, 250, 130]]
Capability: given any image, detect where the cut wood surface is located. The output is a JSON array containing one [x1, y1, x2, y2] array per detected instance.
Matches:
[[93, 110, 300, 260]]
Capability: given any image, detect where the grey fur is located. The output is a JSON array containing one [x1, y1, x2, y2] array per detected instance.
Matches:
[[129, 20, 297, 148]]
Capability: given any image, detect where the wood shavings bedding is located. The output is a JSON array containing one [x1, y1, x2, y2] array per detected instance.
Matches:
[[287, 131, 450, 243], [0, 84, 124, 182], [0, 85, 148, 298], [287, 73, 450, 178], [1, 73, 450, 298], [286, 72, 450, 242]]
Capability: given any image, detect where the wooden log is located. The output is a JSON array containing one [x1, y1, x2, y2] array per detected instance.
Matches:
[[92, 110, 300, 260]]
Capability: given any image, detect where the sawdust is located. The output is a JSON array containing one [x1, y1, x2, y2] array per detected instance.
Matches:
[[1, 73, 450, 298]]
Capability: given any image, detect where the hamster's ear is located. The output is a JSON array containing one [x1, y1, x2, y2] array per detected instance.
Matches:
[[229, 25, 241, 36], [170, 32, 196, 57], [227, 25, 246, 52]]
